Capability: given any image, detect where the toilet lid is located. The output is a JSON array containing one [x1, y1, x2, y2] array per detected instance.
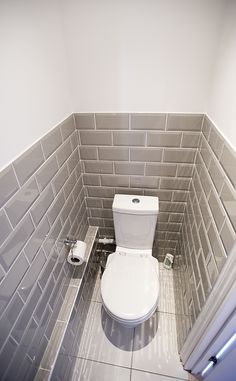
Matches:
[[101, 252, 159, 321]]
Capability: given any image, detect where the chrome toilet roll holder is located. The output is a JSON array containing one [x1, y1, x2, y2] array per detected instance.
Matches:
[[64, 237, 77, 249]]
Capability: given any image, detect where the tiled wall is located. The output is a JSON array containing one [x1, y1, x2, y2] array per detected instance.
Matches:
[[0, 116, 88, 380], [75, 113, 203, 260], [175, 116, 236, 349], [1, 111, 235, 373]]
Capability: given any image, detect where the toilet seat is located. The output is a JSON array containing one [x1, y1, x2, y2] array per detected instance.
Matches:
[[101, 251, 159, 326]]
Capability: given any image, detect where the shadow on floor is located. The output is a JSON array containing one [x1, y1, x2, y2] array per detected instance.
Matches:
[[101, 306, 159, 351]]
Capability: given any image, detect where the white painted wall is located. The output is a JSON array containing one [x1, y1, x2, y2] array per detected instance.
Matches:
[[1, 0, 235, 170], [0, 0, 72, 170], [207, 0, 236, 149], [60, 0, 224, 113]]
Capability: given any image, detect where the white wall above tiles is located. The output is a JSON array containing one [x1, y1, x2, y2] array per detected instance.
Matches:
[[59, 0, 224, 113], [0, 0, 72, 170], [207, 0, 236, 149]]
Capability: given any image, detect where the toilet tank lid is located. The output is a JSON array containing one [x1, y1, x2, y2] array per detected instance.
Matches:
[[112, 194, 159, 215]]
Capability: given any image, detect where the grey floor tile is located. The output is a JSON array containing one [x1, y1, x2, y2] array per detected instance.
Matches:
[[131, 369, 186, 381], [53, 354, 131, 381], [71, 357, 130, 381], [132, 312, 188, 380], [158, 268, 176, 314], [76, 302, 134, 368]]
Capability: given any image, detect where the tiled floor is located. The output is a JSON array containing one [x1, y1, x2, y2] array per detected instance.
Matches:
[[53, 263, 188, 381]]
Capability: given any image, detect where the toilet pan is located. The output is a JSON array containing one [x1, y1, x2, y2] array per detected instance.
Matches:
[[101, 251, 159, 327]]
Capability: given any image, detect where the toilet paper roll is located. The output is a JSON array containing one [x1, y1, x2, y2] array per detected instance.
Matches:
[[67, 240, 87, 266]]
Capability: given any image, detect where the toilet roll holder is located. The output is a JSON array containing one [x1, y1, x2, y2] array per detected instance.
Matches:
[[64, 237, 77, 249]]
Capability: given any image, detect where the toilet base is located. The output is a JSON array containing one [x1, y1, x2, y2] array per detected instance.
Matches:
[[102, 299, 159, 328]]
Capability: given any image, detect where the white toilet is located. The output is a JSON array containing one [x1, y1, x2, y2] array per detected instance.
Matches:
[[101, 194, 159, 327]]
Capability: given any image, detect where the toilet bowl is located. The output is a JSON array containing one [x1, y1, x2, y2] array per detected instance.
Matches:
[[101, 248, 159, 327], [100, 194, 159, 328]]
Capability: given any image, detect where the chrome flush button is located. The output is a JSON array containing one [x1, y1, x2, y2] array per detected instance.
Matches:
[[132, 198, 140, 204]]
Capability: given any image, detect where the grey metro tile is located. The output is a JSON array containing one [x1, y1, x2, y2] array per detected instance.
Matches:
[[5, 177, 39, 228], [18, 248, 47, 301], [0, 336, 18, 379], [130, 148, 162, 162], [24, 216, 50, 262], [220, 181, 236, 231], [56, 138, 73, 167], [11, 284, 42, 343], [130, 176, 159, 189], [98, 147, 129, 161], [207, 222, 227, 271], [83, 174, 100, 186], [36, 155, 59, 192], [220, 219, 236, 256], [95, 113, 129, 130], [0, 293, 24, 348], [79, 146, 98, 160], [163, 148, 196, 163], [166, 113, 203, 131], [181, 132, 200, 148], [208, 190, 226, 232], [147, 132, 181, 147], [177, 164, 194, 178], [101, 175, 129, 187], [30, 184, 54, 226], [51, 164, 69, 196], [160, 178, 190, 191], [208, 126, 224, 158], [63, 171, 77, 199], [199, 138, 212, 168], [202, 115, 212, 140], [47, 192, 66, 227], [208, 156, 225, 193], [67, 149, 80, 174], [146, 163, 177, 177], [34, 277, 55, 323], [41, 126, 63, 159], [220, 144, 236, 189], [113, 131, 146, 146], [131, 113, 166, 130], [84, 161, 113, 174], [114, 162, 145, 175], [0, 165, 19, 208], [60, 115, 75, 141], [87, 186, 115, 198], [70, 131, 79, 151], [75, 113, 95, 130], [0, 214, 34, 271], [0, 252, 29, 316], [13, 142, 44, 186], [206, 254, 219, 287], [0, 209, 12, 247], [80, 131, 112, 145]]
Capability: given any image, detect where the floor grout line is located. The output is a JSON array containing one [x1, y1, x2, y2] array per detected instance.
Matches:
[[61, 353, 133, 371], [131, 367, 188, 381]]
